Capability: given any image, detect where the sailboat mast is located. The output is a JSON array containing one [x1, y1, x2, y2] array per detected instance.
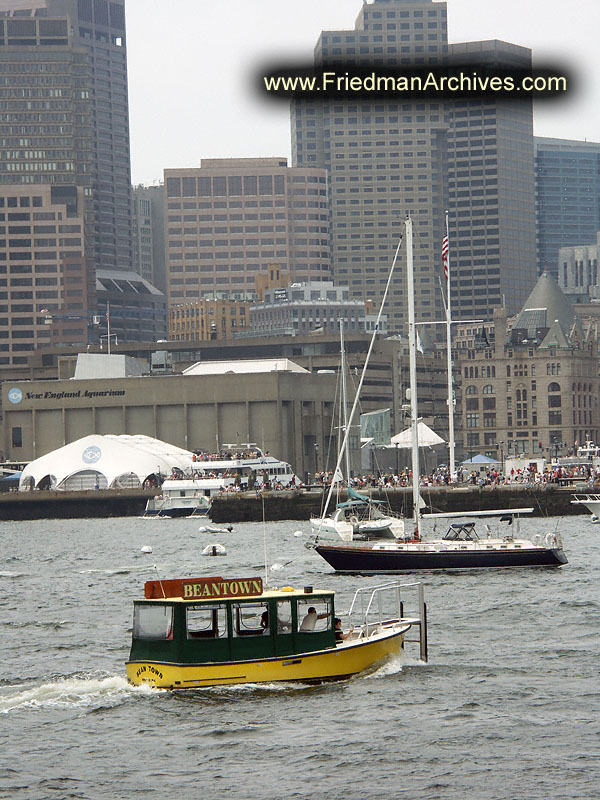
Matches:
[[444, 210, 456, 478], [318, 235, 404, 524], [340, 318, 351, 482], [406, 216, 420, 531]]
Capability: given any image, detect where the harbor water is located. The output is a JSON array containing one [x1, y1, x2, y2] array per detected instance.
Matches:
[[1, 515, 598, 799]]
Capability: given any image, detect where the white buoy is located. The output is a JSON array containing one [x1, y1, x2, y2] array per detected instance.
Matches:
[[140, 545, 153, 554], [293, 530, 304, 537], [201, 543, 227, 556]]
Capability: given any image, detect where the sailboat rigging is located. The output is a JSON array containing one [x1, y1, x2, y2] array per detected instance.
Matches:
[[310, 236, 406, 541]]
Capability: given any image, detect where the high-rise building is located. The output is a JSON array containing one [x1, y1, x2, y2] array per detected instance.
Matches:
[[291, 0, 537, 329], [132, 184, 166, 293], [0, 0, 133, 272], [292, 0, 448, 333], [535, 137, 600, 279], [164, 158, 330, 303], [0, 14, 95, 367], [447, 41, 536, 320]]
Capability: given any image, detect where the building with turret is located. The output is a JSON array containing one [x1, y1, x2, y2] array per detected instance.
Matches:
[[458, 273, 599, 462]]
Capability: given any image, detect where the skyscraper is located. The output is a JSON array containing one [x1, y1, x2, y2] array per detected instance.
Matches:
[[0, 13, 95, 367], [535, 137, 600, 279], [291, 0, 537, 329], [0, 0, 133, 272], [447, 40, 536, 319], [292, 0, 448, 332]]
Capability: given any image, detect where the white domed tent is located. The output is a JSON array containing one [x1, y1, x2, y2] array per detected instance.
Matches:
[[19, 435, 194, 491]]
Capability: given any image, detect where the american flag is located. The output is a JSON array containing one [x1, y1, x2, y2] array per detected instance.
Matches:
[[442, 228, 449, 281]]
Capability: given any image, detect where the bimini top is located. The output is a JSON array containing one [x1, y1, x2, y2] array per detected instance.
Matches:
[[19, 434, 194, 491]]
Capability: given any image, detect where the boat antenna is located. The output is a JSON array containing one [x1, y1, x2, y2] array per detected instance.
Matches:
[[153, 564, 166, 598], [318, 232, 404, 527], [262, 492, 269, 588]]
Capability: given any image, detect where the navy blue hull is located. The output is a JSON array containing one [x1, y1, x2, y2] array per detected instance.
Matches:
[[315, 544, 568, 572]]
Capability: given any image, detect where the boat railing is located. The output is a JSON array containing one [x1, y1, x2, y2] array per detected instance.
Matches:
[[344, 581, 427, 661], [571, 493, 600, 503]]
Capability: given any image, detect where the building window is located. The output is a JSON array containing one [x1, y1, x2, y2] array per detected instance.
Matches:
[[11, 426, 22, 448]]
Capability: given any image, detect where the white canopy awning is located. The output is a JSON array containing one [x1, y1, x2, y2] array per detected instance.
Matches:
[[387, 421, 445, 448], [19, 434, 194, 491]]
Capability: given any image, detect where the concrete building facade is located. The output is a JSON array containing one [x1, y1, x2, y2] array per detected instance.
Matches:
[[164, 158, 330, 303], [1, 367, 339, 479], [248, 281, 386, 337], [558, 232, 600, 304]]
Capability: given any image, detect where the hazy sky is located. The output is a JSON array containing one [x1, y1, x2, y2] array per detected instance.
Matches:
[[125, 0, 599, 186]]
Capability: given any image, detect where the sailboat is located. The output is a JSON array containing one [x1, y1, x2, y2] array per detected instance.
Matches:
[[310, 320, 404, 541], [312, 216, 568, 571]]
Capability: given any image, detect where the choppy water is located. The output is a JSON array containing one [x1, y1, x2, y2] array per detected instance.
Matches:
[[0, 515, 598, 799]]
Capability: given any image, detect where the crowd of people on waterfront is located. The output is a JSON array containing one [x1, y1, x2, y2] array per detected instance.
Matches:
[[311, 462, 600, 489]]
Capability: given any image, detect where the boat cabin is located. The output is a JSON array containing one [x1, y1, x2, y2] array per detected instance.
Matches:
[[129, 576, 339, 669]]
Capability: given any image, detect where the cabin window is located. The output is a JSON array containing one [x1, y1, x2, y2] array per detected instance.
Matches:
[[186, 605, 228, 639], [277, 600, 292, 632], [133, 604, 173, 640], [297, 598, 332, 633], [232, 602, 270, 636]]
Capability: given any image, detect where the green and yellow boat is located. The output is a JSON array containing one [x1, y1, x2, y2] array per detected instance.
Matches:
[[126, 575, 427, 688]]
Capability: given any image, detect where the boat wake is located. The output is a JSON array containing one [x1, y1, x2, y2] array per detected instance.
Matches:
[[0, 674, 158, 713], [365, 652, 427, 680]]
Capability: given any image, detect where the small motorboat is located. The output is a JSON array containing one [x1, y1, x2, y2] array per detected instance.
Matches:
[[198, 525, 234, 534], [125, 575, 427, 688]]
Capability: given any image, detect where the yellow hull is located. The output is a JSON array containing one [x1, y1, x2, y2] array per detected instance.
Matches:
[[126, 628, 405, 688]]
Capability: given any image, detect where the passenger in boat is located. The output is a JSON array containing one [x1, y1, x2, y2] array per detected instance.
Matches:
[[300, 606, 328, 632], [334, 618, 350, 642], [260, 610, 269, 631]]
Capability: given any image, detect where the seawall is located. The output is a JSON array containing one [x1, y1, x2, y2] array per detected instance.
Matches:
[[0, 488, 154, 520], [0, 484, 593, 521], [210, 485, 592, 523]]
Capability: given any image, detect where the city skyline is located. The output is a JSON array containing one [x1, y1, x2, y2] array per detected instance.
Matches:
[[126, 0, 599, 186]]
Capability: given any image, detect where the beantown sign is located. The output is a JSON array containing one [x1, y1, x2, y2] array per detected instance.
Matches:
[[144, 576, 263, 600]]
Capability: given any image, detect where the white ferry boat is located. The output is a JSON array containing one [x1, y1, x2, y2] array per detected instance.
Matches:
[[144, 445, 298, 518]]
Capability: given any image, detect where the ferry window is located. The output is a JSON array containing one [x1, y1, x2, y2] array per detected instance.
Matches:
[[186, 605, 228, 639], [297, 599, 332, 633], [232, 602, 269, 636], [133, 604, 173, 640], [277, 600, 292, 632]]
